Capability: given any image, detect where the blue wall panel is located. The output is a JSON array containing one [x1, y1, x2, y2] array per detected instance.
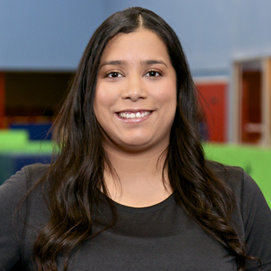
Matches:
[[0, 0, 106, 71], [1, 0, 271, 76]]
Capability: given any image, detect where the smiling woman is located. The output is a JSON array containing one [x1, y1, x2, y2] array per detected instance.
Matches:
[[94, 29, 176, 155], [0, 7, 271, 271], [94, 29, 176, 207]]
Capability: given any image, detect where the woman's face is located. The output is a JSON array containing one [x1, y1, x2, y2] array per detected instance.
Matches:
[[94, 28, 177, 153]]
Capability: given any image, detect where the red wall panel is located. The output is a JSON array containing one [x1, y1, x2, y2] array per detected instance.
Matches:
[[196, 80, 227, 142], [0, 73, 5, 128]]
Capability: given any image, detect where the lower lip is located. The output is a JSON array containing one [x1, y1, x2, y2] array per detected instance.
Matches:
[[115, 112, 153, 123]]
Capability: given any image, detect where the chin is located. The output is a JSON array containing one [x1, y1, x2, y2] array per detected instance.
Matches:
[[123, 141, 150, 148], [118, 139, 152, 151]]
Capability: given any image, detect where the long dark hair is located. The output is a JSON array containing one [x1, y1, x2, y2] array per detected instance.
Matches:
[[32, 7, 256, 270]]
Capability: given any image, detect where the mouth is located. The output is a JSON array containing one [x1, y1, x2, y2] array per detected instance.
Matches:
[[117, 110, 152, 119]]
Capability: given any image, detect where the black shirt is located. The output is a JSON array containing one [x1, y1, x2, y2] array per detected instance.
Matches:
[[0, 163, 271, 270]]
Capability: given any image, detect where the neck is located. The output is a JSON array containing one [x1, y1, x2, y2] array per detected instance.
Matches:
[[103, 145, 173, 207]]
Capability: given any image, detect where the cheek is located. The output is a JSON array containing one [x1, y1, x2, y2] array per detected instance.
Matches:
[[93, 93, 106, 124], [94, 86, 114, 113], [155, 82, 177, 106]]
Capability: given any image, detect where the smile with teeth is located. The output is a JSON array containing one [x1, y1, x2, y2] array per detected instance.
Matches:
[[118, 111, 151, 119]]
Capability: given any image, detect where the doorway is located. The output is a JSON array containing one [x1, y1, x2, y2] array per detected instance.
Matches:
[[233, 58, 271, 145], [240, 61, 262, 144]]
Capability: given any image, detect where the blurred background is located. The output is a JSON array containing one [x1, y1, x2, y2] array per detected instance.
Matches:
[[1, 0, 271, 206]]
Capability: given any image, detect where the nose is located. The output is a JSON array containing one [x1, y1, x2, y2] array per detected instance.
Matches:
[[121, 74, 147, 102]]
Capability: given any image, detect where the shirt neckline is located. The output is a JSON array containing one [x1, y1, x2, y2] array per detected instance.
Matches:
[[111, 193, 175, 214]]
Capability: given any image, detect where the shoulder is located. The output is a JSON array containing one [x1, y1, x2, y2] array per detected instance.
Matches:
[[0, 163, 50, 206], [206, 161, 269, 209], [0, 164, 50, 268], [208, 161, 271, 269], [206, 160, 269, 216], [206, 160, 257, 200], [23, 163, 50, 186]]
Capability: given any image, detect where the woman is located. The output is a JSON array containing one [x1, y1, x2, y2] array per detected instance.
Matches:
[[0, 7, 271, 271]]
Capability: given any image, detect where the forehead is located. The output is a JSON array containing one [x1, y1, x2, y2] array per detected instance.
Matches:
[[100, 29, 170, 63]]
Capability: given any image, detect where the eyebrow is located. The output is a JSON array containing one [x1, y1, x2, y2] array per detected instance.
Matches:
[[140, 60, 167, 67], [99, 60, 123, 69], [99, 59, 167, 69]]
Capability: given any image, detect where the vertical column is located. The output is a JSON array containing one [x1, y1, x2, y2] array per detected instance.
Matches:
[[0, 73, 5, 129], [262, 58, 271, 146], [232, 63, 241, 143]]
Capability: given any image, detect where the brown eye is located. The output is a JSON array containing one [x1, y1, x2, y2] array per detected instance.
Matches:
[[107, 72, 122, 78], [146, 70, 161, 77]]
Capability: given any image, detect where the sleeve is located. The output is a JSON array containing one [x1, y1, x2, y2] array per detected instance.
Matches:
[[241, 171, 271, 271], [0, 168, 28, 270]]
